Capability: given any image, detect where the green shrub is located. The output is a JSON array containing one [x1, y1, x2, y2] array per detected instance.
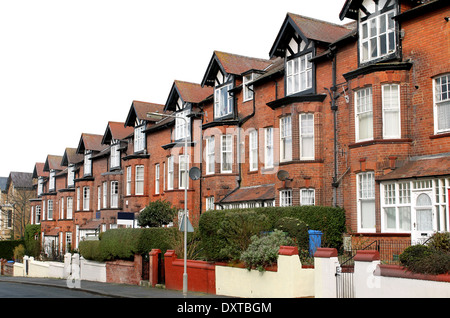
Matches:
[[0, 240, 25, 260], [23, 224, 41, 258], [137, 199, 177, 227], [400, 239, 450, 275], [198, 205, 346, 262], [79, 227, 179, 262], [275, 217, 309, 251], [240, 230, 294, 272], [198, 209, 271, 261], [427, 232, 450, 252], [13, 244, 25, 262]]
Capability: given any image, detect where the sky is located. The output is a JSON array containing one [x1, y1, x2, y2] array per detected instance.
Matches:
[[0, 0, 350, 177]]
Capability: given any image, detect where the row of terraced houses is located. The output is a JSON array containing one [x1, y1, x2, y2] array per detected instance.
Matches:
[[24, 0, 449, 257]]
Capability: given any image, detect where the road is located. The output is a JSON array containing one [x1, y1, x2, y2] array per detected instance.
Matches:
[[0, 281, 108, 298]]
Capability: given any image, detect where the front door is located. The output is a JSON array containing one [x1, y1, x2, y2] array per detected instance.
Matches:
[[411, 191, 435, 244]]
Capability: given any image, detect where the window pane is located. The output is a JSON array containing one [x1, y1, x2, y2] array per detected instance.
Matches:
[[384, 207, 396, 230], [361, 200, 376, 229], [399, 207, 411, 231]]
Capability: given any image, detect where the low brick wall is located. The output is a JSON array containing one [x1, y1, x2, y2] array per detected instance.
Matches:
[[106, 254, 143, 286], [164, 250, 215, 294]]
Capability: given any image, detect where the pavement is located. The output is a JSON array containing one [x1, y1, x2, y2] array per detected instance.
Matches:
[[0, 275, 228, 298]]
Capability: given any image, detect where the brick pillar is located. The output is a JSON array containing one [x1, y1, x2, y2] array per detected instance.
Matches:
[[149, 249, 161, 287]]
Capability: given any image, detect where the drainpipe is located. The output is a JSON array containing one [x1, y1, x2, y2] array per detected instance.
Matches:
[[329, 47, 339, 207]]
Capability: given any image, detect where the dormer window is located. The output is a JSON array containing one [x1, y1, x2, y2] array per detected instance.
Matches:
[[286, 53, 312, 96], [134, 121, 146, 153], [215, 83, 233, 119], [49, 170, 56, 191], [214, 70, 234, 120], [243, 73, 257, 102], [359, 0, 397, 64], [38, 177, 43, 195], [175, 98, 191, 141], [110, 140, 120, 169], [67, 165, 75, 187], [84, 150, 92, 176]]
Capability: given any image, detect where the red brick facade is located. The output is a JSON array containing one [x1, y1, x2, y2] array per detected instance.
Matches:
[[29, 0, 450, 252]]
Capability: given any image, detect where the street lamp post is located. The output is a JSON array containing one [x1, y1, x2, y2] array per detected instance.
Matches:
[[147, 111, 188, 296]]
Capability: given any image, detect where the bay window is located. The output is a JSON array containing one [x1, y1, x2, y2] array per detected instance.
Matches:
[[206, 136, 215, 175], [110, 143, 120, 168], [357, 172, 375, 231], [249, 130, 258, 171], [84, 151, 92, 176], [382, 84, 401, 138], [280, 116, 292, 162], [280, 189, 292, 207], [264, 127, 274, 169], [167, 156, 174, 190], [355, 87, 373, 142], [221, 135, 233, 173], [135, 165, 144, 195], [434, 74, 450, 133], [83, 186, 90, 211], [175, 109, 190, 140], [111, 181, 119, 208], [300, 113, 314, 160], [179, 155, 189, 189]]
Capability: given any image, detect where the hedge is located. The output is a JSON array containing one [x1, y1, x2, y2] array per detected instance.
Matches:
[[79, 227, 179, 262], [0, 240, 25, 260], [198, 206, 346, 261]]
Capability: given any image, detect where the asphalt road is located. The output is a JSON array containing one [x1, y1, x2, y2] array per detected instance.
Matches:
[[0, 281, 108, 298]]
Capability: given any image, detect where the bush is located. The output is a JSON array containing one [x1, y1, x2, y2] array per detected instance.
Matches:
[[198, 205, 346, 262], [137, 199, 177, 227], [400, 233, 450, 275], [0, 240, 25, 260], [23, 224, 41, 258], [198, 209, 271, 261], [79, 227, 179, 262], [275, 217, 309, 251], [13, 244, 25, 263], [240, 230, 294, 272]]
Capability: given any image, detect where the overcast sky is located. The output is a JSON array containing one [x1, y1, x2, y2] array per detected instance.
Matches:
[[0, 0, 350, 177]]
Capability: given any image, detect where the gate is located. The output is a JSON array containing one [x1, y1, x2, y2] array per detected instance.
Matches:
[[141, 253, 149, 281], [335, 264, 354, 298]]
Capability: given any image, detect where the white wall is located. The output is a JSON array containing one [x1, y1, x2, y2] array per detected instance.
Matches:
[[215, 253, 314, 298]]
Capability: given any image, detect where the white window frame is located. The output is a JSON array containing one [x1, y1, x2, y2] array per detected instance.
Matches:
[[280, 189, 293, 207], [167, 156, 174, 190], [355, 87, 373, 142], [66, 197, 73, 220], [433, 74, 450, 134], [155, 164, 160, 195], [111, 181, 119, 208], [135, 165, 144, 195], [280, 116, 292, 162], [67, 165, 75, 188], [214, 83, 233, 118], [76, 187, 80, 211], [264, 127, 274, 169], [243, 73, 256, 102], [382, 84, 401, 138], [300, 188, 315, 206], [359, 9, 396, 63], [83, 186, 90, 211], [103, 182, 107, 208], [126, 166, 131, 195], [61, 197, 65, 219], [206, 196, 215, 211], [206, 136, 215, 175], [110, 142, 120, 168], [36, 205, 41, 223], [49, 170, 56, 191], [380, 181, 412, 233], [84, 151, 92, 176], [178, 155, 189, 189], [47, 200, 53, 220], [286, 53, 312, 95], [357, 172, 376, 232], [249, 130, 258, 171], [97, 186, 101, 210], [38, 177, 43, 195], [175, 109, 190, 140], [134, 125, 146, 153], [300, 113, 315, 160], [221, 135, 233, 173]]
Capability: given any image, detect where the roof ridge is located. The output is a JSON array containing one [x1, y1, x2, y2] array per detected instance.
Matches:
[[287, 12, 353, 29]]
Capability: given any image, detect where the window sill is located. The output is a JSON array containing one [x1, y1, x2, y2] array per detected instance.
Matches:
[[349, 138, 412, 148], [429, 132, 450, 139]]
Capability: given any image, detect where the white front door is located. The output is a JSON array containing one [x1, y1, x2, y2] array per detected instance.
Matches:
[[411, 191, 435, 244]]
